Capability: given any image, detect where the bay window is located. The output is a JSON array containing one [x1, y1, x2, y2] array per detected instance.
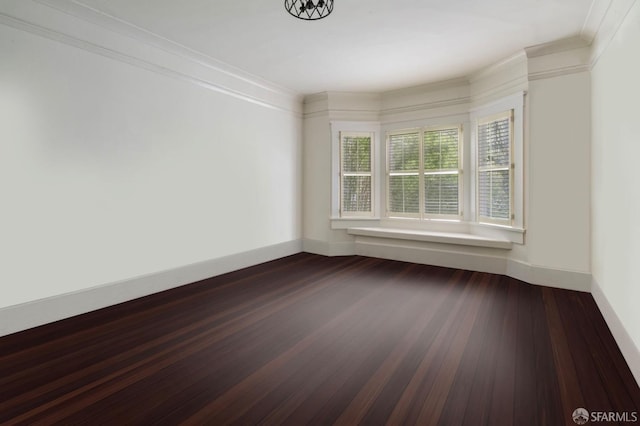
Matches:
[[331, 92, 524, 243]]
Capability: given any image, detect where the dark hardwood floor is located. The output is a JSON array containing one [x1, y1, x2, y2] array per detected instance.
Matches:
[[1, 253, 638, 425]]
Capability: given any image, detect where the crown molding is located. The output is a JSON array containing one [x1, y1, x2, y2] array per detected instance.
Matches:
[[467, 51, 528, 105], [469, 75, 529, 108], [525, 37, 591, 81], [300, 1, 635, 117], [304, 109, 380, 122], [304, 92, 330, 104], [36, 0, 296, 96], [528, 64, 591, 81], [0, 0, 302, 114], [381, 97, 471, 117], [580, 0, 612, 43], [303, 92, 381, 120], [326, 91, 382, 111], [40, 0, 295, 96], [468, 51, 527, 84], [524, 35, 591, 58], [589, 0, 637, 68]]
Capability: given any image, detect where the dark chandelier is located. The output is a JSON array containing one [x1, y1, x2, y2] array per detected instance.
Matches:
[[285, 0, 334, 20]]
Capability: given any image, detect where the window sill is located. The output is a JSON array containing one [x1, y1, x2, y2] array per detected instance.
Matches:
[[347, 227, 513, 250]]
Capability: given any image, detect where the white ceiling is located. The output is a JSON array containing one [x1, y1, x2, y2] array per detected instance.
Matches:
[[74, 0, 600, 95]]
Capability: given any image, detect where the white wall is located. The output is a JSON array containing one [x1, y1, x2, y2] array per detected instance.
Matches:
[[0, 8, 301, 312], [591, 0, 640, 381], [302, 92, 380, 256], [527, 72, 591, 273], [302, 99, 332, 245]]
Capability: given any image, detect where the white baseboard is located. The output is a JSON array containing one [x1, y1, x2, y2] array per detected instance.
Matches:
[[350, 238, 591, 292], [507, 259, 592, 292], [303, 238, 355, 257], [354, 239, 508, 274], [0, 240, 302, 338], [591, 278, 640, 387]]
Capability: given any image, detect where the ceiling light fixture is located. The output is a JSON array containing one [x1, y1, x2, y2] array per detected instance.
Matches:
[[285, 0, 334, 20]]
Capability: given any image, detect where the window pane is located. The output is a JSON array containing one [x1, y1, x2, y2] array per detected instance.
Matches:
[[424, 128, 459, 171], [491, 170, 510, 219], [425, 173, 459, 215], [389, 133, 419, 172], [478, 171, 491, 217], [342, 135, 371, 173], [342, 175, 371, 212], [478, 170, 510, 220], [389, 175, 419, 213], [478, 118, 510, 168]]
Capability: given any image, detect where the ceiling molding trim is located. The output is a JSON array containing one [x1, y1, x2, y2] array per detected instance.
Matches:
[[37, 0, 297, 97], [303, 110, 330, 119], [468, 51, 528, 84], [524, 36, 591, 58], [528, 64, 591, 82], [580, 0, 612, 44], [303, 92, 330, 105], [0, 0, 302, 114], [469, 75, 529, 108], [525, 39, 592, 82], [304, 109, 381, 122], [381, 97, 471, 117], [588, 0, 638, 69], [468, 51, 528, 106]]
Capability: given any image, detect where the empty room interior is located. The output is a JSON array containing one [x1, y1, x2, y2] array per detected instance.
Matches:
[[1, 0, 639, 424]]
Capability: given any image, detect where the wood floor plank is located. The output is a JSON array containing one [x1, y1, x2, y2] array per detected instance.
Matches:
[[541, 287, 588, 426], [333, 266, 456, 426], [0, 254, 638, 425], [530, 282, 564, 425], [485, 277, 519, 426], [413, 273, 491, 425], [357, 270, 474, 425], [437, 274, 508, 426]]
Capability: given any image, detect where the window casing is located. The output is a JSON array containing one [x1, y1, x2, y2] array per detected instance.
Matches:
[[387, 125, 463, 220], [470, 91, 525, 232]]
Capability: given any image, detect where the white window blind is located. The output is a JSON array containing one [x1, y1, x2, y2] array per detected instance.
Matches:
[[340, 132, 373, 216], [424, 127, 460, 216], [388, 132, 420, 215], [477, 111, 513, 223], [387, 126, 461, 219]]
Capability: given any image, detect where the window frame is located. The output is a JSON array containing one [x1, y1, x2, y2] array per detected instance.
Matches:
[[386, 124, 463, 221], [386, 128, 421, 219], [339, 131, 375, 217], [470, 92, 525, 231], [476, 110, 514, 226], [423, 124, 464, 220], [331, 121, 381, 220]]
